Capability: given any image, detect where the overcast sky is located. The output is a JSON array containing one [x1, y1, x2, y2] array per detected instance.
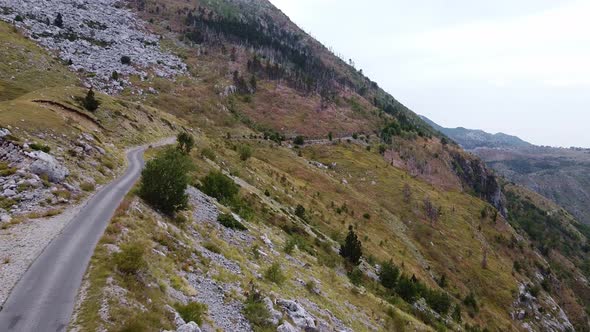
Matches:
[[269, 0, 590, 147]]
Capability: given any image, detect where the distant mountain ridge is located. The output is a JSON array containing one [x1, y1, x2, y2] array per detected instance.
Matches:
[[420, 115, 532, 150], [421, 115, 590, 225]]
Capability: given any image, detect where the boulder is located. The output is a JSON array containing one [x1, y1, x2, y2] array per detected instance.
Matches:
[[0, 128, 10, 138], [276, 299, 316, 330], [277, 322, 298, 332], [177, 322, 201, 332], [263, 297, 283, 326], [3, 189, 16, 197], [0, 213, 11, 223], [28, 151, 69, 183]]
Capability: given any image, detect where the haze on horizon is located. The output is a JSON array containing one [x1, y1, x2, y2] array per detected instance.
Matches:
[[269, 0, 590, 148]]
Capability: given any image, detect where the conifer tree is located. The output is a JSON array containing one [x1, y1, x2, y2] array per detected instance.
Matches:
[[340, 225, 362, 265], [83, 88, 100, 111], [54, 13, 63, 28]]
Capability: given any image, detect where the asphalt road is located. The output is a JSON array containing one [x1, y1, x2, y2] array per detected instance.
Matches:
[[0, 145, 148, 332]]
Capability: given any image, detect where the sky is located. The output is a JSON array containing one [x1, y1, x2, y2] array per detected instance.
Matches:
[[268, 0, 590, 147]]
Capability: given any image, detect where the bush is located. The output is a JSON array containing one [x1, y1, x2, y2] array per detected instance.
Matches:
[[340, 225, 362, 265], [294, 204, 306, 220], [238, 144, 252, 161], [121, 55, 131, 65], [200, 171, 239, 203], [379, 260, 400, 290], [463, 292, 479, 313], [83, 88, 100, 111], [114, 242, 146, 275], [203, 242, 221, 254], [177, 132, 195, 154], [30, 143, 50, 153], [139, 148, 191, 215], [80, 182, 95, 192], [201, 147, 216, 160], [265, 262, 286, 285], [396, 274, 418, 302], [243, 294, 272, 330], [174, 302, 207, 325], [348, 267, 363, 286], [217, 213, 247, 230], [293, 136, 305, 146]]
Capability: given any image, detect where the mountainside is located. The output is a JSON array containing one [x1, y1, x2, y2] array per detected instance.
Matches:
[[1, 1, 590, 331], [424, 116, 590, 225]]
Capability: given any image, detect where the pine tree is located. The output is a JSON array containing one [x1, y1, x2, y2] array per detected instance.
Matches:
[[340, 225, 362, 265], [83, 88, 100, 111], [54, 13, 63, 28]]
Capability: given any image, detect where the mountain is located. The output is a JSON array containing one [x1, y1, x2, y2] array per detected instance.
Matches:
[[1, 1, 590, 331], [420, 116, 532, 149], [423, 116, 590, 225]]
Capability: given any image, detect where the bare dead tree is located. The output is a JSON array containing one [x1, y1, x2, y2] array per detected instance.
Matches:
[[403, 183, 412, 204], [423, 197, 440, 226]]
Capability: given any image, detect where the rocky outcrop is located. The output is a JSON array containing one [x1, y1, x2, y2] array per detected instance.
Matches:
[[450, 151, 506, 215], [0, 0, 186, 94], [511, 283, 574, 332], [276, 299, 316, 330]]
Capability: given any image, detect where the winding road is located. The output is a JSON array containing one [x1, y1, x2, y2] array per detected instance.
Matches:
[[0, 143, 159, 332]]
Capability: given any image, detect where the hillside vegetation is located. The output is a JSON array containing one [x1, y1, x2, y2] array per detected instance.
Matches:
[[2, 1, 590, 331]]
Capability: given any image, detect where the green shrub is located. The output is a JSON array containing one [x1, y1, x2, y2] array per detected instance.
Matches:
[[139, 148, 191, 215], [243, 294, 272, 330], [177, 132, 195, 154], [200, 171, 239, 203], [203, 242, 221, 254], [348, 267, 363, 286], [238, 144, 252, 161], [217, 213, 247, 230], [0, 162, 16, 177], [294, 204, 306, 220], [293, 136, 305, 145], [114, 242, 146, 275], [265, 262, 286, 285], [379, 260, 400, 290], [30, 143, 51, 153], [174, 302, 207, 325], [463, 292, 479, 313], [201, 147, 216, 160], [80, 182, 95, 192]]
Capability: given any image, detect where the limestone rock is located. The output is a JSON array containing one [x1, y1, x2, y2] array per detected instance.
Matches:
[[28, 151, 69, 183], [263, 297, 283, 326], [277, 322, 298, 332], [177, 322, 201, 332]]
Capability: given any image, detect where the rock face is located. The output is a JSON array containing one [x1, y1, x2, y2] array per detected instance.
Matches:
[[511, 283, 575, 332], [0, 0, 186, 94], [27, 151, 69, 183], [450, 151, 506, 215]]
